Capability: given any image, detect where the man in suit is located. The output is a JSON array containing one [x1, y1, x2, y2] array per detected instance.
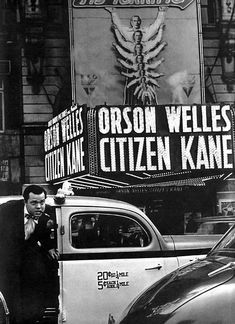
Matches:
[[0, 185, 59, 324]]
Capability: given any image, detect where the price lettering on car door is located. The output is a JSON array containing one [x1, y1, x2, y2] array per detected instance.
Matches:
[[97, 271, 129, 290]]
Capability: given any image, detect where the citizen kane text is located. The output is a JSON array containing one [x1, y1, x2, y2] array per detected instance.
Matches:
[[44, 105, 234, 181], [98, 105, 233, 173]]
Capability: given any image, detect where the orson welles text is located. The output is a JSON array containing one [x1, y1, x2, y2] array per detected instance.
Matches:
[[97, 105, 234, 173], [44, 104, 86, 182]]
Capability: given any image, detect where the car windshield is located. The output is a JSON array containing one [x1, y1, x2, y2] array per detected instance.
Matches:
[[209, 225, 235, 257]]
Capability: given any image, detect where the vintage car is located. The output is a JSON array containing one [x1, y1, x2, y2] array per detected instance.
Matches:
[[115, 224, 235, 324], [184, 215, 235, 235], [0, 195, 222, 324], [195, 216, 235, 234]]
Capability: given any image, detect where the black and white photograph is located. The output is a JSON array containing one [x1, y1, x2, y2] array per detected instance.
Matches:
[[0, 0, 235, 323]]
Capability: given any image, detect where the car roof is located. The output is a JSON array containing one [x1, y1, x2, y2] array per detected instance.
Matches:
[[0, 195, 143, 214], [0, 196, 22, 204], [51, 195, 140, 210], [198, 216, 235, 223]]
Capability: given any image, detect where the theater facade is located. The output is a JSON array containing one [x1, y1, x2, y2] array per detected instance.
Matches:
[[1, 0, 235, 233]]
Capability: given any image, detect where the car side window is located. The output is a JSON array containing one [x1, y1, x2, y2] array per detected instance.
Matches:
[[70, 213, 150, 249]]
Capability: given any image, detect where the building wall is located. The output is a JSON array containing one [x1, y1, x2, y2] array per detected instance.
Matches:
[[201, 0, 235, 103], [203, 37, 235, 103], [21, 1, 71, 186], [0, 131, 21, 194], [0, 2, 22, 194], [22, 3, 235, 186], [1, 2, 234, 194]]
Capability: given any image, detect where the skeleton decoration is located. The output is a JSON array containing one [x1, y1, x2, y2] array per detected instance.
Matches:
[[106, 7, 167, 105]]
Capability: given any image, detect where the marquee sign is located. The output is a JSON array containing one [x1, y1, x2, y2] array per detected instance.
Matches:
[[96, 104, 234, 175], [44, 104, 88, 182], [72, 0, 195, 9], [44, 104, 235, 187]]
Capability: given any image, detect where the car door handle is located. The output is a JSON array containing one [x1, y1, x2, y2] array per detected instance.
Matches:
[[145, 265, 162, 271]]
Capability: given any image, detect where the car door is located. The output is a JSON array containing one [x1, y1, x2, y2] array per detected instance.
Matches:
[[57, 206, 179, 324]]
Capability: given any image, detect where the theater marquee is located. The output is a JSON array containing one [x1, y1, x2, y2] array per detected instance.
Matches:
[[44, 104, 235, 187], [44, 104, 88, 182], [96, 105, 234, 174]]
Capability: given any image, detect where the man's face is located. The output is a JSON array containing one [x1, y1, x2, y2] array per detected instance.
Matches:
[[138, 63, 145, 70], [131, 16, 141, 29], [136, 55, 144, 64], [141, 76, 147, 84], [135, 44, 143, 55], [134, 31, 142, 43], [25, 192, 46, 219]]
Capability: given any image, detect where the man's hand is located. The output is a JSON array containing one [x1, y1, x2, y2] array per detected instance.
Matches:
[[48, 248, 59, 260]]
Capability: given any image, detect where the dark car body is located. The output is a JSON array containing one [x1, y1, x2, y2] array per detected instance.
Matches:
[[118, 225, 235, 324]]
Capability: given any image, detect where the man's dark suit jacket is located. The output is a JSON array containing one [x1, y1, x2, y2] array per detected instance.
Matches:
[[0, 199, 56, 323]]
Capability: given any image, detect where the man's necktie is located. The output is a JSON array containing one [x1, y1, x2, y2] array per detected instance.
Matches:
[[25, 215, 36, 240]]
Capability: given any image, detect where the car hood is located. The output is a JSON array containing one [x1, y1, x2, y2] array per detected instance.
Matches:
[[125, 257, 235, 320]]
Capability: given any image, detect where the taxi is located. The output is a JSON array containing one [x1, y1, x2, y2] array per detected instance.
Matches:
[[0, 194, 221, 324], [53, 194, 219, 324]]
